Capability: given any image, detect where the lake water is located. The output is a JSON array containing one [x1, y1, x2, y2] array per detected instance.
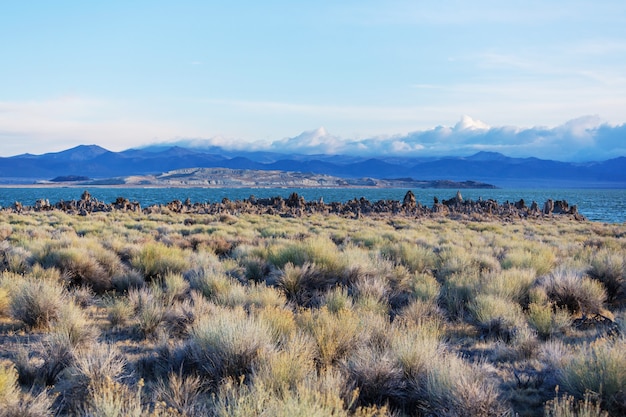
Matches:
[[0, 187, 624, 223]]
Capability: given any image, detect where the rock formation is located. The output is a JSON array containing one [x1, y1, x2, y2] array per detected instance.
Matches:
[[4, 190, 587, 221]]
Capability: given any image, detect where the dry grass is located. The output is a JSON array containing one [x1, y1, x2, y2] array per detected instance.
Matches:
[[0, 209, 623, 416]]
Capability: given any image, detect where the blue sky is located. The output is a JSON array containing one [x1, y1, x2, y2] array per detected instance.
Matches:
[[1, 1, 625, 160]]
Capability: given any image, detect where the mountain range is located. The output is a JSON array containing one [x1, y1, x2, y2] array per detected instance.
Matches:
[[1, 144, 625, 188]]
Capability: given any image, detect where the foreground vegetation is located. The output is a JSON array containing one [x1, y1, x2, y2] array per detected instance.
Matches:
[[0, 208, 624, 416]]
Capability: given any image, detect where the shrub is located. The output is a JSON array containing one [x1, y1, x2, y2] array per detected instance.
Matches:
[[436, 246, 475, 278], [41, 246, 113, 293], [80, 379, 143, 417], [297, 307, 360, 367], [527, 302, 571, 339], [389, 321, 442, 380], [544, 390, 609, 417], [278, 262, 340, 307], [70, 285, 95, 307], [243, 283, 286, 310], [438, 271, 480, 319], [268, 237, 344, 276], [185, 264, 233, 302], [111, 268, 145, 293], [187, 306, 274, 383], [59, 342, 128, 414], [344, 346, 406, 409], [50, 301, 98, 348], [9, 274, 66, 329], [0, 287, 9, 317], [408, 272, 440, 303], [352, 275, 389, 306], [396, 299, 445, 327], [31, 328, 81, 387], [588, 249, 625, 304], [539, 268, 607, 315], [242, 256, 271, 282], [255, 305, 297, 343], [468, 294, 526, 341], [322, 286, 353, 314], [152, 371, 208, 416], [129, 287, 166, 337], [131, 242, 190, 281], [0, 363, 53, 417], [107, 297, 135, 328], [501, 246, 555, 276], [558, 339, 626, 415], [380, 242, 437, 274], [161, 272, 190, 305], [0, 364, 19, 407], [254, 332, 317, 394], [0, 242, 31, 274], [212, 368, 360, 417], [482, 267, 537, 305], [419, 354, 511, 417]]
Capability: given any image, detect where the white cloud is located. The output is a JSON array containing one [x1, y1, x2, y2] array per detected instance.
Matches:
[[454, 115, 490, 132], [1, 96, 624, 162], [243, 116, 625, 161]]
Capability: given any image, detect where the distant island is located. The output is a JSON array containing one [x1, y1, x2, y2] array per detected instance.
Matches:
[[34, 168, 497, 189]]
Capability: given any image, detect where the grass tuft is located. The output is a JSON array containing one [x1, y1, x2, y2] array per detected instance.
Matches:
[[587, 249, 625, 305], [558, 338, 626, 415], [187, 305, 274, 383], [539, 268, 607, 315], [9, 273, 66, 329]]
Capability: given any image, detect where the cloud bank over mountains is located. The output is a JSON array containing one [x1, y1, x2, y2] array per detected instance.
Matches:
[[173, 116, 626, 162]]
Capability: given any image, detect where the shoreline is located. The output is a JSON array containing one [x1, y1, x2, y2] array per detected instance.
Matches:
[[5, 190, 587, 222]]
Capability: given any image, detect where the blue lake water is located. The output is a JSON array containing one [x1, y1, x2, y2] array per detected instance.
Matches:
[[0, 187, 624, 223]]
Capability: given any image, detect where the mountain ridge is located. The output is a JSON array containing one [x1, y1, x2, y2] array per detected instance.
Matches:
[[1, 145, 624, 188]]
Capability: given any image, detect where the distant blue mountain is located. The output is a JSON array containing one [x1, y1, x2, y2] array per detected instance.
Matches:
[[0, 145, 624, 188]]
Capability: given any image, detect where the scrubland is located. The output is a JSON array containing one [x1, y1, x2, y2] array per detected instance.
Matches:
[[0, 209, 624, 416]]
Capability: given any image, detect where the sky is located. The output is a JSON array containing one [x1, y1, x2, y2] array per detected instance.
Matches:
[[1, 0, 625, 161]]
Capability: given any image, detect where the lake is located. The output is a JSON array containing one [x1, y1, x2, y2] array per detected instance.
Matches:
[[0, 187, 624, 223]]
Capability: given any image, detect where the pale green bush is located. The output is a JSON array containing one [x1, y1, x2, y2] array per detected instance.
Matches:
[[322, 286, 353, 314], [439, 271, 481, 318], [254, 332, 317, 394], [296, 307, 360, 367], [188, 306, 275, 382], [380, 242, 436, 274], [559, 339, 626, 415], [128, 287, 166, 337], [501, 246, 555, 276], [469, 294, 526, 341], [409, 272, 440, 303], [527, 302, 571, 339], [9, 274, 66, 329], [482, 267, 537, 305], [131, 241, 190, 281], [107, 297, 135, 328], [255, 305, 297, 343], [588, 249, 625, 304], [211, 366, 391, 417], [50, 301, 98, 348]]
